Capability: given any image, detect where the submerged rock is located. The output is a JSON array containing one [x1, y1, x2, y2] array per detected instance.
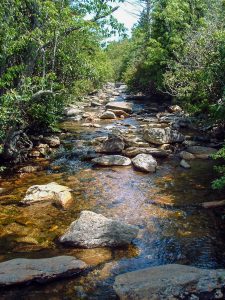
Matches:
[[100, 111, 116, 119], [59, 210, 138, 248], [143, 127, 184, 145], [186, 146, 217, 159], [180, 159, 191, 169], [92, 155, 131, 166], [0, 256, 87, 286], [22, 182, 73, 208], [106, 101, 133, 113], [113, 264, 225, 300], [132, 154, 157, 172]]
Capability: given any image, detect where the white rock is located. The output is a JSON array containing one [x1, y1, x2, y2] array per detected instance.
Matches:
[[22, 182, 73, 208], [132, 154, 157, 172], [92, 155, 131, 166]]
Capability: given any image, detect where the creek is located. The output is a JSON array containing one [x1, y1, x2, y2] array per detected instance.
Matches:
[[0, 85, 225, 299]]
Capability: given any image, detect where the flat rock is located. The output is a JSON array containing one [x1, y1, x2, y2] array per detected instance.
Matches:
[[92, 155, 131, 166], [113, 264, 225, 300], [123, 147, 169, 158], [143, 127, 184, 145], [132, 154, 157, 172], [59, 211, 138, 248], [0, 256, 87, 286], [21, 182, 73, 208], [106, 101, 133, 113]]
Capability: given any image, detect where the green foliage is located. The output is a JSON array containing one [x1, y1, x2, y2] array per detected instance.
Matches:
[[212, 145, 225, 190], [0, 0, 123, 144], [107, 0, 225, 189]]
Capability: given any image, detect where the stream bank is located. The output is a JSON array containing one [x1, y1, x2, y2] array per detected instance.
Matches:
[[0, 83, 225, 299]]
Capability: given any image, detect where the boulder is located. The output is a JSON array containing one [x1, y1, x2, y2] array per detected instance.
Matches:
[[123, 147, 169, 158], [186, 146, 217, 159], [132, 154, 157, 172], [0, 256, 87, 286], [92, 155, 131, 166], [179, 150, 195, 160], [42, 136, 60, 147], [59, 211, 138, 248], [106, 101, 133, 113], [21, 182, 73, 208], [143, 127, 184, 145], [36, 143, 50, 156], [168, 105, 183, 113], [100, 111, 116, 119], [113, 264, 225, 300], [100, 134, 125, 153], [180, 159, 191, 169], [64, 107, 82, 117]]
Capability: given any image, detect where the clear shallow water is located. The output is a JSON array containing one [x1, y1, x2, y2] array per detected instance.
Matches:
[[0, 98, 225, 299]]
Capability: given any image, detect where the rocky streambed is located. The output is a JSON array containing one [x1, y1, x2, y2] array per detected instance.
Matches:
[[0, 83, 225, 299]]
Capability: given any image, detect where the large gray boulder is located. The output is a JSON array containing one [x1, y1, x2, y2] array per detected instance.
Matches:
[[143, 127, 184, 145], [100, 134, 125, 153], [106, 101, 133, 113], [92, 155, 131, 166], [132, 154, 157, 172], [113, 264, 225, 300], [59, 211, 138, 248], [0, 256, 87, 286], [21, 182, 73, 208]]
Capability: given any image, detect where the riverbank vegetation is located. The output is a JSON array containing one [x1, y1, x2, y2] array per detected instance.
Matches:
[[106, 0, 225, 188], [0, 0, 124, 142]]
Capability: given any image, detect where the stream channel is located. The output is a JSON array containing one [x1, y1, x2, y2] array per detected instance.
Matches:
[[0, 84, 225, 299]]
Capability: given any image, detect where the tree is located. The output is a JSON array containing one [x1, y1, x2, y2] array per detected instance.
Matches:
[[0, 0, 124, 162]]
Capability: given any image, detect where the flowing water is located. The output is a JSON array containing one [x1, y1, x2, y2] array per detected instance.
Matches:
[[0, 93, 225, 299]]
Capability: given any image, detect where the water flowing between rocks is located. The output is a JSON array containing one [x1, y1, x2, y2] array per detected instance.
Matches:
[[0, 85, 225, 299]]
